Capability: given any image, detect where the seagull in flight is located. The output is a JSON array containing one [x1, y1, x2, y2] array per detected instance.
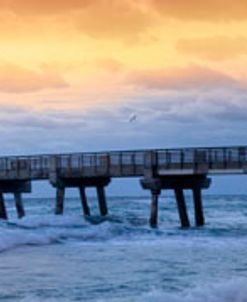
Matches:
[[129, 114, 137, 123]]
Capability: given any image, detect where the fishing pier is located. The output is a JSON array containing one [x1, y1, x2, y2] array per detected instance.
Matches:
[[0, 146, 246, 227]]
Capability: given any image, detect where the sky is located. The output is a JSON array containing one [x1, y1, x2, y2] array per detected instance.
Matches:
[[1, 0, 247, 195]]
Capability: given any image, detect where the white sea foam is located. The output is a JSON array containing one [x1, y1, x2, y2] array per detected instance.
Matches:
[[136, 278, 247, 302], [0, 215, 125, 252], [1, 196, 247, 302], [5, 278, 247, 302], [1, 210, 247, 253]]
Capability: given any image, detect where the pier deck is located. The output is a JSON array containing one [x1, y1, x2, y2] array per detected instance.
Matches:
[[0, 146, 246, 227], [0, 146, 246, 180]]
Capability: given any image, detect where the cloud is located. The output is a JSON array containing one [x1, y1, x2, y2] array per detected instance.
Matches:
[[126, 65, 245, 91], [4, 0, 247, 23], [94, 58, 124, 73], [76, 0, 152, 42], [151, 0, 247, 21], [0, 1, 153, 42], [0, 64, 69, 93], [207, 97, 247, 122], [0, 107, 88, 135], [0, 0, 89, 15], [177, 36, 247, 61], [1, 88, 247, 157]]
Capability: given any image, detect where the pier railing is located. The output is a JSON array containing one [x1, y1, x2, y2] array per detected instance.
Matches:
[[0, 146, 246, 179], [0, 145, 247, 225]]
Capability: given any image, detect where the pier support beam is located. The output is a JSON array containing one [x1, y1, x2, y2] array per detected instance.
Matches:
[[97, 185, 108, 216], [55, 187, 65, 215], [0, 181, 31, 220], [79, 187, 90, 216], [174, 188, 190, 228], [14, 193, 25, 219], [50, 176, 111, 216], [0, 193, 7, 220], [141, 175, 211, 228], [150, 189, 160, 228], [192, 188, 204, 226]]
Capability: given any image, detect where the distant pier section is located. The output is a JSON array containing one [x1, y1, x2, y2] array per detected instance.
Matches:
[[0, 146, 246, 227]]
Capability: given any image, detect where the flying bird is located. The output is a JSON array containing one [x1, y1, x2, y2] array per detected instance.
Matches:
[[129, 114, 137, 123]]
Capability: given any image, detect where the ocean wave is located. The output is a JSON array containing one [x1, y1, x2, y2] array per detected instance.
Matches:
[[0, 215, 142, 252], [1, 213, 247, 253], [1, 201, 247, 253], [9, 279, 247, 302], [138, 278, 247, 302]]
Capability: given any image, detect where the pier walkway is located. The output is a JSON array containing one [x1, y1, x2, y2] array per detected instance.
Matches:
[[0, 146, 246, 227]]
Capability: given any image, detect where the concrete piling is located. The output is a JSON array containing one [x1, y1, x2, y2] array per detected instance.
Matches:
[[0, 193, 7, 220], [14, 192, 25, 218], [150, 189, 160, 228], [141, 175, 210, 228], [55, 187, 65, 215], [174, 188, 190, 228], [193, 188, 204, 226], [79, 187, 90, 216], [96, 186, 108, 216]]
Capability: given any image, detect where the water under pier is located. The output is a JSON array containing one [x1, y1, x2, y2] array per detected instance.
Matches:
[[0, 146, 246, 227]]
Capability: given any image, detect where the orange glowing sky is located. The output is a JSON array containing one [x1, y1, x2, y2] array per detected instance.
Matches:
[[0, 0, 247, 112]]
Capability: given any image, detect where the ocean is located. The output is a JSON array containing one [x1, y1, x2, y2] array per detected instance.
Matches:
[[0, 194, 247, 302]]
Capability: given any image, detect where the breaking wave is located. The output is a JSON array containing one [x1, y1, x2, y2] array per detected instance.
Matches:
[[138, 278, 247, 302]]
